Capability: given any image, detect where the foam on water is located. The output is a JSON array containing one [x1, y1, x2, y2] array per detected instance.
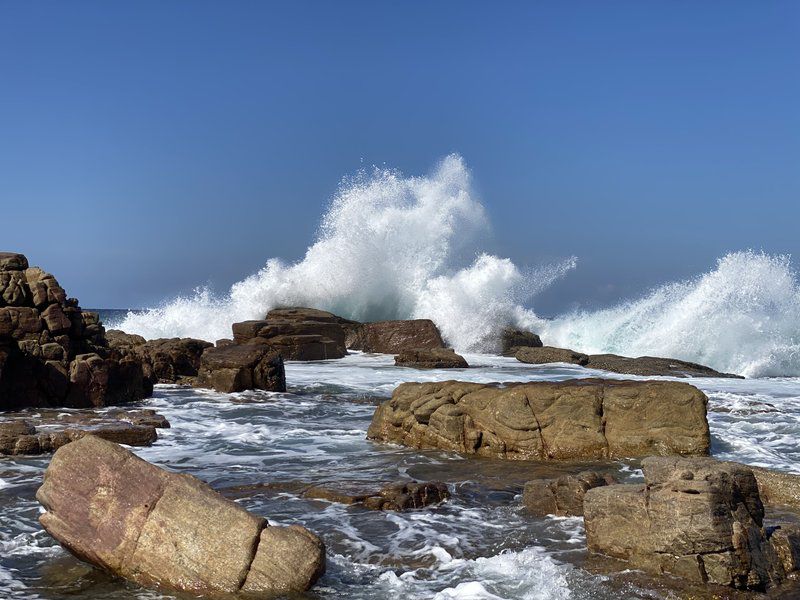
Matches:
[[114, 155, 800, 375]]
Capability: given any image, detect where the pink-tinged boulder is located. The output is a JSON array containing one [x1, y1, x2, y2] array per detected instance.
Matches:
[[37, 436, 325, 596]]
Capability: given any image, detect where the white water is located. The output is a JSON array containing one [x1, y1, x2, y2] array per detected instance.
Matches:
[[116, 155, 800, 377]]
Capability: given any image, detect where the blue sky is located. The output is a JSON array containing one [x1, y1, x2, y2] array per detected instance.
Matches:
[[1, 1, 798, 313]]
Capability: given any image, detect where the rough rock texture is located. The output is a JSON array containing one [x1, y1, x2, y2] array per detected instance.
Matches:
[[0, 254, 152, 409], [346, 319, 445, 354], [232, 307, 350, 360], [750, 466, 800, 512], [500, 327, 543, 356], [395, 348, 469, 369], [367, 379, 710, 460], [106, 331, 212, 384], [584, 457, 800, 590], [37, 436, 325, 596], [197, 344, 286, 393], [515, 346, 590, 366], [523, 471, 616, 517], [302, 480, 450, 511], [0, 408, 168, 455], [515, 345, 742, 378]]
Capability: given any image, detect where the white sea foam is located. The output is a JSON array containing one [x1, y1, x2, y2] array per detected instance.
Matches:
[[115, 155, 800, 376]]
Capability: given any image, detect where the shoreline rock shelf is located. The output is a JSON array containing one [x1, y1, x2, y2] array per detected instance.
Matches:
[[37, 436, 325, 597], [367, 379, 710, 460]]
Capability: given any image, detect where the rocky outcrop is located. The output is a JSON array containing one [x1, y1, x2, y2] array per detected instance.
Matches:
[[523, 471, 616, 517], [346, 319, 445, 354], [197, 344, 285, 393], [500, 327, 542, 356], [0, 253, 152, 409], [302, 480, 449, 511], [584, 457, 800, 590], [37, 436, 325, 596], [367, 379, 710, 460], [395, 348, 468, 369], [232, 307, 349, 360], [106, 331, 212, 384], [515, 345, 742, 378], [750, 466, 800, 512], [0, 408, 168, 455]]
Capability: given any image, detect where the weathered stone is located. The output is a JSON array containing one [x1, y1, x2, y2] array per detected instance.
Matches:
[[500, 327, 543, 356], [303, 480, 449, 511], [584, 457, 797, 590], [368, 379, 709, 460], [37, 436, 325, 596], [0, 252, 29, 272], [197, 344, 285, 393], [523, 471, 616, 516], [515, 346, 589, 366], [395, 347, 469, 369], [751, 466, 800, 512], [347, 319, 445, 354]]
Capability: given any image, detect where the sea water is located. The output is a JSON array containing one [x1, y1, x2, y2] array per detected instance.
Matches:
[[2, 354, 799, 599]]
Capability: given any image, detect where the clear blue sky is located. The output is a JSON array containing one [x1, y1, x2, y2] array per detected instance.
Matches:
[[2, 1, 798, 313]]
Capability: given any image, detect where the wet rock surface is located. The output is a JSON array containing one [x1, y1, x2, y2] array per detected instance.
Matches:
[[499, 327, 543, 356], [36, 436, 326, 597], [302, 480, 450, 511], [368, 379, 710, 460], [106, 331, 212, 384], [515, 346, 590, 366], [584, 457, 800, 590], [523, 471, 617, 517], [394, 347, 469, 369], [197, 343, 286, 393], [0, 408, 169, 455], [346, 319, 445, 353]]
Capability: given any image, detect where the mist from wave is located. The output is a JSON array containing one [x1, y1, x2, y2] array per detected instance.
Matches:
[[115, 156, 800, 377]]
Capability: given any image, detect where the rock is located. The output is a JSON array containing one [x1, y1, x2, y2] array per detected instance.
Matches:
[[215, 338, 235, 347], [106, 332, 212, 384], [514, 345, 742, 378], [584, 456, 799, 590], [302, 480, 449, 511], [231, 307, 349, 360], [750, 466, 800, 512], [0, 254, 152, 409], [346, 319, 445, 354], [197, 344, 285, 393], [523, 471, 616, 516], [367, 379, 709, 460], [515, 346, 589, 366], [37, 436, 325, 596], [0, 408, 168, 455], [395, 347, 468, 369], [500, 327, 543, 356]]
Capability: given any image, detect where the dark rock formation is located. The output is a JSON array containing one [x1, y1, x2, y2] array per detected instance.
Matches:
[[302, 480, 450, 511], [584, 457, 800, 590], [106, 331, 212, 384], [500, 327, 543, 356], [0, 253, 152, 409], [0, 408, 168, 455], [346, 319, 445, 354], [515, 345, 742, 378], [367, 379, 710, 460], [232, 307, 349, 360], [197, 344, 286, 393], [523, 471, 616, 517], [395, 347, 468, 369], [37, 436, 325, 596]]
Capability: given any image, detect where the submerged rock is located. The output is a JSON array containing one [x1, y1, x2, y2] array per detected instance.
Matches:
[[303, 480, 450, 511], [395, 347, 468, 369], [515, 346, 589, 366], [37, 436, 325, 596], [0, 253, 151, 409], [197, 344, 285, 393], [367, 379, 710, 460], [346, 319, 445, 354], [584, 457, 800, 590], [523, 471, 616, 517]]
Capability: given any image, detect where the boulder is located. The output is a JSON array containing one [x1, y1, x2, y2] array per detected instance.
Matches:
[[367, 379, 710, 460], [500, 327, 543, 356], [584, 457, 800, 590], [302, 480, 449, 511], [585, 353, 742, 378], [523, 471, 616, 517], [346, 319, 445, 354], [750, 466, 800, 512], [395, 348, 468, 369], [0, 253, 152, 409], [197, 344, 285, 393], [106, 332, 212, 384], [231, 307, 349, 360], [37, 436, 325, 596], [515, 346, 589, 366]]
